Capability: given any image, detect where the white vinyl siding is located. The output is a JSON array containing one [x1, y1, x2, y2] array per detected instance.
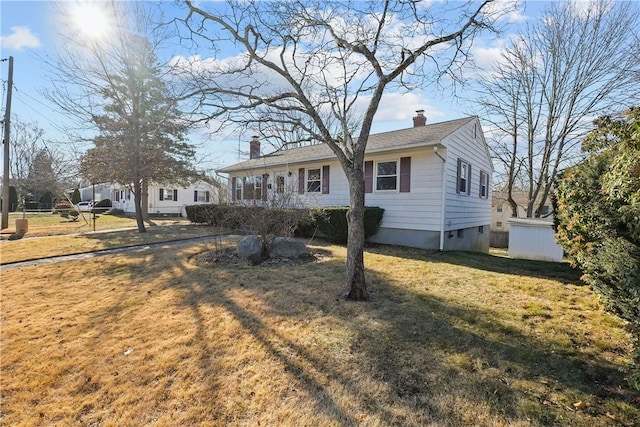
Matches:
[[443, 119, 492, 231]]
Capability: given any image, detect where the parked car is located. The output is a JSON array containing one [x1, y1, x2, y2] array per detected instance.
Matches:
[[76, 201, 93, 212]]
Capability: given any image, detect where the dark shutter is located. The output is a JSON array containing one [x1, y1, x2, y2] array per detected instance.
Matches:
[[322, 165, 330, 194], [467, 165, 471, 195], [364, 161, 373, 193], [262, 174, 268, 201], [400, 157, 411, 193], [194, 190, 198, 202], [173, 189, 178, 201], [159, 188, 164, 201], [456, 159, 461, 194], [231, 177, 237, 201], [298, 168, 305, 194], [206, 191, 210, 203]]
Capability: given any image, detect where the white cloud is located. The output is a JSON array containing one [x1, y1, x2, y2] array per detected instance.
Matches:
[[0, 26, 41, 50], [372, 92, 445, 124], [482, 0, 527, 24]]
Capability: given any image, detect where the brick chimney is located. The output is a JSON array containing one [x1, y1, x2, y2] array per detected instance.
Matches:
[[413, 109, 427, 127], [249, 135, 260, 159]]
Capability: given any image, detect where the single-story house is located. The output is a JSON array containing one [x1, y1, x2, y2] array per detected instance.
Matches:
[[218, 112, 493, 252], [78, 180, 219, 217]]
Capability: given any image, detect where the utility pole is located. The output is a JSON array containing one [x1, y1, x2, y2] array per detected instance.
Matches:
[[2, 56, 14, 230]]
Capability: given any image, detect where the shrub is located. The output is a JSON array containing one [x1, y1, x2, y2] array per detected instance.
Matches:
[[52, 200, 79, 221], [71, 188, 81, 205], [311, 206, 384, 244], [555, 108, 640, 390], [185, 204, 245, 227], [9, 186, 18, 212], [94, 198, 112, 208], [92, 198, 112, 213], [105, 208, 125, 216]]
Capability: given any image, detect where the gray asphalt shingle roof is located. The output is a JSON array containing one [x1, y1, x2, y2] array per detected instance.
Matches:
[[218, 116, 475, 173]]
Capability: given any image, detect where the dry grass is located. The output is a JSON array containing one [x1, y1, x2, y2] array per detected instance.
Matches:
[[1, 212, 151, 237], [1, 240, 638, 426], [0, 217, 218, 265]]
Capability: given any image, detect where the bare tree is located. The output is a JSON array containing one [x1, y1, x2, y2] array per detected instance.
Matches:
[[477, 0, 640, 217], [175, 0, 502, 300], [9, 118, 74, 204]]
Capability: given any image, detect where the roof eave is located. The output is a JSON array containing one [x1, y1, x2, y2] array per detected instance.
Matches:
[[217, 139, 444, 174]]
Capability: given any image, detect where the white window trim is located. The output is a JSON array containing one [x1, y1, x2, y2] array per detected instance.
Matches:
[[306, 168, 321, 193], [241, 176, 262, 200], [163, 188, 175, 201], [458, 160, 470, 196], [374, 158, 399, 192], [479, 170, 489, 199]]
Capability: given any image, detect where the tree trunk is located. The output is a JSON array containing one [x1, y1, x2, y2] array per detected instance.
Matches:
[[141, 179, 150, 221], [133, 181, 147, 233], [339, 168, 368, 301]]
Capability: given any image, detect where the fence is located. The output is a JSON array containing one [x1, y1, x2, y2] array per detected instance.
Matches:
[[490, 231, 509, 248]]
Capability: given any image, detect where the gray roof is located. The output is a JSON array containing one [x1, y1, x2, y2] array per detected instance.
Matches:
[[218, 116, 476, 173]]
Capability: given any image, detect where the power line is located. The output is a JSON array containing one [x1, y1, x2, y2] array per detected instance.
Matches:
[[11, 85, 71, 137]]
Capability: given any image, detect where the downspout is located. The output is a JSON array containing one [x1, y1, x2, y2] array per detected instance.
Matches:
[[434, 145, 446, 251]]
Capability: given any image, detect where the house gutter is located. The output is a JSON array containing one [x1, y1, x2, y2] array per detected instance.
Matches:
[[434, 144, 447, 251]]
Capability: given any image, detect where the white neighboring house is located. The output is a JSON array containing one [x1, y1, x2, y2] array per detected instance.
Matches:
[[218, 113, 493, 252], [78, 180, 219, 217]]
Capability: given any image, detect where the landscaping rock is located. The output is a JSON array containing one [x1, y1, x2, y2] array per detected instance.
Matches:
[[269, 237, 308, 259], [237, 235, 263, 262]]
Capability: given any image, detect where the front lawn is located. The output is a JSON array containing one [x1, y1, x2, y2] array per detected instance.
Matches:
[[1, 242, 638, 426], [0, 222, 225, 265], [0, 212, 191, 238]]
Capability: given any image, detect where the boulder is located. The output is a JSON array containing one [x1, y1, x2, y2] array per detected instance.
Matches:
[[269, 237, 308, 259], [237, 235, 263, 262]]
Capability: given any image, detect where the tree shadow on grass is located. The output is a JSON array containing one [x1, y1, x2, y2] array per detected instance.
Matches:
[[92, 243, 637, 426], [365, 244, 584, 285]]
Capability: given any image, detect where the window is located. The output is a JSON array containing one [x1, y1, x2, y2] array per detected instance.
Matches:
[[160, 188, 178, 201], [457, 229, 464, 238], [113, 190, 120, 202], [376, 160, 397, 191], [540, 205, 551, 216], [479, 171, 489, 198], [205, 191, 210, 203], [240, 176, 263, 200], [497, 204, 503, 213], [276, 175, 285, 194], [194, 190, 209, 203], [255, 175, 262, 199], [496, 221, 502, 227], [478, 226, 484, 234], [307, 168, 321, 193], [234, 178, 242, 201], [457, 159, 471, 195]]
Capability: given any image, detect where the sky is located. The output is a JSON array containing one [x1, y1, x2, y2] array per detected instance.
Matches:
[[1, 0, 558, 177]]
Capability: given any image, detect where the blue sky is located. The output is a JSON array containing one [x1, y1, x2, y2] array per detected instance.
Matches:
[[1, 0, 552, 174]]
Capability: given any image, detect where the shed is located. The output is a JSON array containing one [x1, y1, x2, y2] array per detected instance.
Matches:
[[508, 218, 564, 262]]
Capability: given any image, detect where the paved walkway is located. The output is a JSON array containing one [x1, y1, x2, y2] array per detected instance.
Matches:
[[1, 234, 232, 271]]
